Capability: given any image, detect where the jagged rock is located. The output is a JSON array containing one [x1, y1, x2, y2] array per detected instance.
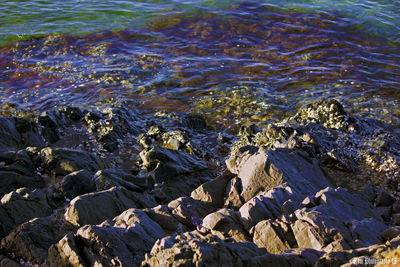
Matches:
[[224, 176, 244, 210], [64, 186, 157, 227], [50, 209, 165, 267], [144, 205, 187, 234], [252, 218, 297, 254], [375, 190, 395, 207], [167, 197, 214, 229], [140, 146, 208, 183], [1, 214, 76, 265], [93, 169, 144, 192], [191, 171, 234, 208], [142, 230, 268, 266], [58, 169, 96, 199], [238, 185, 300, 230], [0, 188, 52, 239], [201, 208, 250, 242], [41, 147, 109, 176], [226, 146, 330, 202]]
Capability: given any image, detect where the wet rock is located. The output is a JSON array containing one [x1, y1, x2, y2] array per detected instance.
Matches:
[[50, 209, 165, 267], [191, 171, 234, 208], [64, 107, 84, 121], [226, 146, 330, 202], [37, 110, 65, 143], [142, 230, 267, 266], [0, 116, 21, 149], [201, 208, 250, 242], [184, 114, 207, 130], [1, 213, 76, 265], [0, 257, 22, 267], [64, 186, 156, 227], [140, 146, 208, 183], [41, 147, 109, 176], [0, 148, 37, 176], [0, 188, 52, 239]]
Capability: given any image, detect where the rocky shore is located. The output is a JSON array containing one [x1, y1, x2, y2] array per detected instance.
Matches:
[[0, 99, 399, 266]]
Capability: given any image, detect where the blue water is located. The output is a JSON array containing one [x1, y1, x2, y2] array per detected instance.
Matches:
[[0, 0, 399, 128]]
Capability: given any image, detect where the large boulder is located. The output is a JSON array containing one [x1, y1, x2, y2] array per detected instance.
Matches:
[[226, 147, 330, 202], [1, 214, 76, 265], [0, 188, 52, 239], [64, 187, 157, 227], [58, 169, 96, 200], [50, 209, 165, 266]]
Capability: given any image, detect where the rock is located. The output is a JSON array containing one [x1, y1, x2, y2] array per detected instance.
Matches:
[[191, 171, 234, 208], [50, 209, 165, 267], [375, 190, 395, 207], [41, 147, 109, 176], [0, 171, 44, 198], [140, 146, 208, 183], [224, 176, 244, 210], [144, 205, 187, 234], [64, 107, 84, 121], [93, 168, 144, 192], [252, 219, 297, 254], [184, 114, 207, 130], [1, 214, 76, 265], [0, 188, 52, 239], [0, 258, 22, 267], [37, 110, 65, 143], [226, 146, 330, 202], [238, 185, 299, 230], [64, 186, 156, 227], [201, 208, 250, 242], [58, 169, 96, 199], [167, 197, 214, 229], [14, 118, 45, 148], [0, 116, 21, 148], [142, 230, 268, 266]]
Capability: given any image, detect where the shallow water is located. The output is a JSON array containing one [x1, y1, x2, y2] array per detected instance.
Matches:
[[0, 1, 399, 129]]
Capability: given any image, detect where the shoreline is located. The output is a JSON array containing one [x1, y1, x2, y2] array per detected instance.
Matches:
[[0, 98, 399, 266]]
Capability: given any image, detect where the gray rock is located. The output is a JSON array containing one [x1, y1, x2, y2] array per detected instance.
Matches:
[[0, 257, 22, 267], [0, 188, 52, 239], [252, 219, 297, 254], [59, 169, 96, 199], [41, 147, 109, 176], [14, 118, 45, 148], [1, 214, 76, 265], [202, 208, 250, 242], [191, 171, 234, 208], [64, 186, 157, 227], [51, 209, 165, 267], [144, 205, 187, 234], [167, 197, 214, 229], [0, 148, 36, 176], [375, 190, 395, 207], [224, 176, 244, 210], [226, 146, 330, 202], [37, 110, 65, 143]]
